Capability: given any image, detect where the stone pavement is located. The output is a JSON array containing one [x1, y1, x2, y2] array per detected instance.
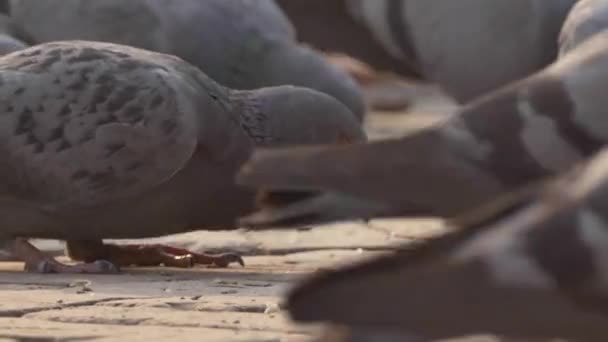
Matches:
[[0, 85, 500, 341], [0, 219, 445, 342]]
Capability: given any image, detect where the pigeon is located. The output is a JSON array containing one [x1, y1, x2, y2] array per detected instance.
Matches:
[[285, 147, 608, 342], [560, 0, 608, 56], [343, 0, 578, 103], [237, 28, 608, 228], [0, 40, 365, 274], [6, 0, 366, 121]]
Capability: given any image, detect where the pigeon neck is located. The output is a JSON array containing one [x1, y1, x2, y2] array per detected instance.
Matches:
[[259, 44, 366, 121], [227, 90, 275, 145]]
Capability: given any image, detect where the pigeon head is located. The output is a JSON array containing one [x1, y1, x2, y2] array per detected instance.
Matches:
[[253, 85, 366, 147], [258, 41, 367, 122]]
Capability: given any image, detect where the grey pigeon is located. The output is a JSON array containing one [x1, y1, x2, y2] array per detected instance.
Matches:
[[6, 0, 366, 120], [237, 29, 608, 228], [0, 40, 365, 273], [346, 0, 578, 102], [285, 148, 608, 342]]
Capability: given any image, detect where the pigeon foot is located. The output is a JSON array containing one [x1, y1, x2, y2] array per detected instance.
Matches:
[[7, 238, 120, 274], [66, 240, 245, 268]]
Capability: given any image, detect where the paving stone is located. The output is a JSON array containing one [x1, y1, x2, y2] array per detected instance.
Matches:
[[0, 317, 311, 341]]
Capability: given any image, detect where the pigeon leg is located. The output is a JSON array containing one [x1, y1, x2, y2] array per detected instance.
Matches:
[[66, 240, 244, 268], [7, 238, 119, 274]]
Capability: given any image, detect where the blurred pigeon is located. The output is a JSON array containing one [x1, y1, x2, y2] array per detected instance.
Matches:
[[285, 0, 573, 104], [237, 29, 608, 228], [274, 0, 417, 78], [286, 147, 608, 341], [0, 40, 365, 273], [347, 0, 579, 102], [6, 0, 366, 120], [0, 13, 25, 55]]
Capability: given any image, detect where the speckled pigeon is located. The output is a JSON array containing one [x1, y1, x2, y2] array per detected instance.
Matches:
[[0, 40, 365, 273], [5, 0, 366, 120]]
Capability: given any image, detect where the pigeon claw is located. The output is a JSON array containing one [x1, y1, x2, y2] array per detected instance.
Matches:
[[9, 238, 120, 274], [65, 241, 245, 269], [152, 245, 245, 268]]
